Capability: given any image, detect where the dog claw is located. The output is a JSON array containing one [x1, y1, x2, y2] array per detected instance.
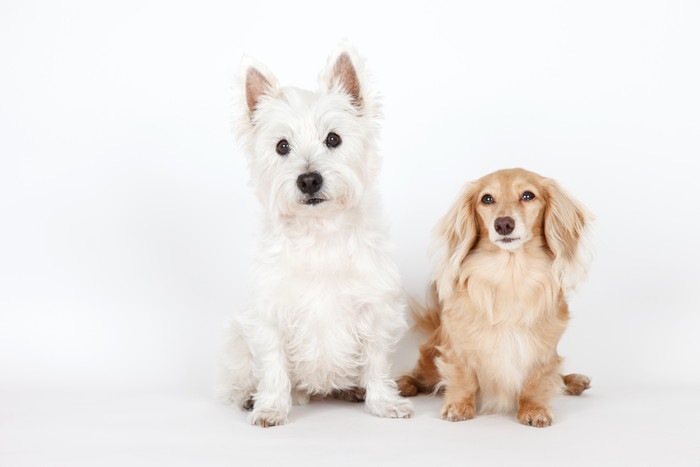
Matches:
[[367, 397, 414, 419], [251, 408, 288, 428], [440, 402, 475, 422], [518, 407, 552, 428]]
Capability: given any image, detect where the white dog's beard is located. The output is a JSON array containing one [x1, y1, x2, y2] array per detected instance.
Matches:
[[267, 170, 364, 219]]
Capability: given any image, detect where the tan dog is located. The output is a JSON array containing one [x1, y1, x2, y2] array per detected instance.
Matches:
[[397, 168, 592, 427]]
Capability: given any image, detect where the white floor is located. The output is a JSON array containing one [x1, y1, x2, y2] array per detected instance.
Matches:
[[3, 383, 698, 467]]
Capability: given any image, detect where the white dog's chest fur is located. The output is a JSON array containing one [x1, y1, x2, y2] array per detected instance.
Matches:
[[284, 295, 365, 392], [250, 221, 404, 394]]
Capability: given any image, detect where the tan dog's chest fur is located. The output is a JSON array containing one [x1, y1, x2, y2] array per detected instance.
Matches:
[[440, 243, 567, 413]]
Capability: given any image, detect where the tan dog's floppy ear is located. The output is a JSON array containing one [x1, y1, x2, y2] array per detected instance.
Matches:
[[542, 179, 594, 291], [432, 183, 480, 303]]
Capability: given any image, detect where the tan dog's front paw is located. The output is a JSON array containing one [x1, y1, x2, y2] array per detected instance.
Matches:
[[250, 408, 288, 428], [440, 402, 475, 422], [518, 406, 553, 428]]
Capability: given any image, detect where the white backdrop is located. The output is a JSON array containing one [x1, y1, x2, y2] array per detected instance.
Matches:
[[2, 1, 699, 466]]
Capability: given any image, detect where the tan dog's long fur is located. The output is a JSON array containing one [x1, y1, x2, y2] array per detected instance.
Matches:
[[397, 168, 592, 427]]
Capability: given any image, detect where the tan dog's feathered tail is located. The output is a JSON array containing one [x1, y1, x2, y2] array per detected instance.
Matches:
[[396, 285, 444, 397]]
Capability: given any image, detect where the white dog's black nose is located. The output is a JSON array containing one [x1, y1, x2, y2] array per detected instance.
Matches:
[[297, 172, 323, 195], [495, 216, 515, 236]]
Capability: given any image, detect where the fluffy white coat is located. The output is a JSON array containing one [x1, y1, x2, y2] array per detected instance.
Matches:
[[218, 46, 412, 427]]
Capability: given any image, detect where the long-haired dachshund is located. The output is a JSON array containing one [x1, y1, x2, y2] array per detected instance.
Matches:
[[397, 168, 593, 427]]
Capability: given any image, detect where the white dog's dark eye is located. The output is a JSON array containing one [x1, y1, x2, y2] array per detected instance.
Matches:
[[276, 139, 290, 156], [481, 194, 495, 205], [325, 132, 342, 148], [521, 191, 536, 201]]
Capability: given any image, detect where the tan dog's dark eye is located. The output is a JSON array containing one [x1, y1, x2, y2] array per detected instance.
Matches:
[[325, 132, 342, 148], [276, 139, 290, 156], [521, 191, 535, 201], [481, 194, 495, 205]]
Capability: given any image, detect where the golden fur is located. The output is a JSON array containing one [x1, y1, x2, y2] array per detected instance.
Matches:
[[397, 168, 593, 427]]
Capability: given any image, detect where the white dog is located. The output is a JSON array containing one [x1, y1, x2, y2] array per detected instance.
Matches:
[[218, 46, 413, 427]]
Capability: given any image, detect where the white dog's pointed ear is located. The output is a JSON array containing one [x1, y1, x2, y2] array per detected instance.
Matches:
[[240, 57, 278, 119], [330, 52, 362, 107], [321, 46, 373, 112]]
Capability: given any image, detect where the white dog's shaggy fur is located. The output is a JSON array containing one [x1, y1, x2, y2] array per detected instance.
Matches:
[[217, 46, 413, 427]]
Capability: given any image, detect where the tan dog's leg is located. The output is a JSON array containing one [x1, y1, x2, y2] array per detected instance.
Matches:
[[562, 373, 591, 395], [517, 357, 562, 428], [439, 359, 478, 422]]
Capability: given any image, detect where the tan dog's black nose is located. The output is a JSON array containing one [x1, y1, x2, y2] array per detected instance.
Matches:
[[494, 217, 515, 236]]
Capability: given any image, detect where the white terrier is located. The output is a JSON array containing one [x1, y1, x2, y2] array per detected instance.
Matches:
[[218, 46, 413, 427]]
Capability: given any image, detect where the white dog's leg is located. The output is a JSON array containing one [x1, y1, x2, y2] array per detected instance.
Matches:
[[216, 317, 255, 410], [248, 325, 292, 427], [361, 342, 413, 419]]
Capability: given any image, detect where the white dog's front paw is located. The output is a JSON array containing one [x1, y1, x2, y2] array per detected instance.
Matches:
[[250, 407, 288, 428], [366, 397, 413, 419]]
